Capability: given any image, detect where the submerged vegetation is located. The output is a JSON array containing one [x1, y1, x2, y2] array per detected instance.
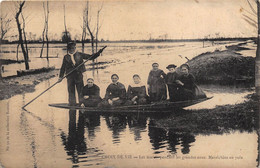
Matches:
[[154, 94, 259, 135]]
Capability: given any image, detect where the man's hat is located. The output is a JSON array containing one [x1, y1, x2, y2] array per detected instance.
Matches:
[[166, 64, 177, 69], [68, 42, 76, 49]]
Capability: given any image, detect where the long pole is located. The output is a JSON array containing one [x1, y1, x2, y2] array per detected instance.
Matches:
[[22, 46, 107, 109]]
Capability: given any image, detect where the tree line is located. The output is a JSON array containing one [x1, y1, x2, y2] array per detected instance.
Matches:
[[0, 1, 104, 70]]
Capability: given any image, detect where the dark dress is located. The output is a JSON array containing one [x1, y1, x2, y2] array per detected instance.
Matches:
[[99, 82, 126, 106], [126, 84, 147, 105], [82, 84, 102, 107], [59, 51, 100, 105], [147, 69, 167, 102], [176, 73, 196, 101], [165, 72, 179, 102]]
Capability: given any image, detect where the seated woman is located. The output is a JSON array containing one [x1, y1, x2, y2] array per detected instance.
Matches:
[[176, 64, 196, 101], [81, 78, 102, 107], [99, 74, 126, 107], [125, 74, 148, 105], [147, 63, 167, 102]]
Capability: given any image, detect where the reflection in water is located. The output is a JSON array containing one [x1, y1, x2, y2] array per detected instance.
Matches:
[[148, 120, 196, 155], [6, 101, 10, 152], [0, 103, 257, 168], [20, 111, 38, 168], [148, 122, 168, 154], [61, 110, 87, 164], [84, 112, 100, 140], [61, 110, 103, 166], [102, 112, 197, 155], [45, 79, 57, 147], [104, 114, 127, 144], [180, 133, 195, 154], [167, 131, 180, 154], [127, 114, 147, 141]]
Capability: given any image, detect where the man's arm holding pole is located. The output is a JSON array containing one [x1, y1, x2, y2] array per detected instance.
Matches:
[[80, 46, 107, 60]]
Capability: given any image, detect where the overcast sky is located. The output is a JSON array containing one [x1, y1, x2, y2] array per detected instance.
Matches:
[[0, 0, 257, 41]]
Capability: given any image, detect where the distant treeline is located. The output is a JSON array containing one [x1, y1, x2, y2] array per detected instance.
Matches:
[[107, 37, 256, 43], [0, 37, 256, 44]]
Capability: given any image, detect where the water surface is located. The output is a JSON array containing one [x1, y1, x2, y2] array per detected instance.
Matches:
[[0, 41, 258, 168]]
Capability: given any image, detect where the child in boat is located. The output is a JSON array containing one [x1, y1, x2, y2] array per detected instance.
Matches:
[[165, 64, 181, 102], [98, 74, 126, 107], [81, 78, 102, 107], [125, 74, 148, 105], [147, 63, 167, 102]]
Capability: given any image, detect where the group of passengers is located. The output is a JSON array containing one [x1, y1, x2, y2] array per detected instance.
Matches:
[[81, 63, 199, 107]]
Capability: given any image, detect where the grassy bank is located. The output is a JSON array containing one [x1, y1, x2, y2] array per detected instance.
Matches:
[[186, 44, 255, 85], [153, 94, 259, 135], [0, 69, 59, 100], [0, 59, 25, 65]]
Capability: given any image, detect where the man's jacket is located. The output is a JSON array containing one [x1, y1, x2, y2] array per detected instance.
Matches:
[[59, 51, 99, 78]]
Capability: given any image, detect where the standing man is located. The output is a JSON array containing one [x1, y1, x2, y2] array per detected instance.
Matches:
[[58, 42, 104, 105]]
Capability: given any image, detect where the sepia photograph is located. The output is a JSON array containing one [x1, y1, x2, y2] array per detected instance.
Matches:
[[0, 0, 259, 167]]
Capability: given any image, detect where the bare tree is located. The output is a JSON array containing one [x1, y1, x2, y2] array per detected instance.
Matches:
[[64, 4, 69, 53], [242, 0, 260, 96], [40, 2, 49, 59], [256, 1, 260, 97], [40, 29, 46, 57], [45, 1, 50, 59], [15, 1, 29, 70], [95, 3, 103, 53], [16, 43, 20, 61], [40, 2, 46, 58], [0, 12, 13, 78], [84, 1, 96, 55], [21, 13, 29, 58], [0, 13, 12, 42], [81, 11, 87, 52], [45, 1, 49, 60]]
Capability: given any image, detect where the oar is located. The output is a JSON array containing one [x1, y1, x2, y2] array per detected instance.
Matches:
[[22, 46, 107, 109]]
